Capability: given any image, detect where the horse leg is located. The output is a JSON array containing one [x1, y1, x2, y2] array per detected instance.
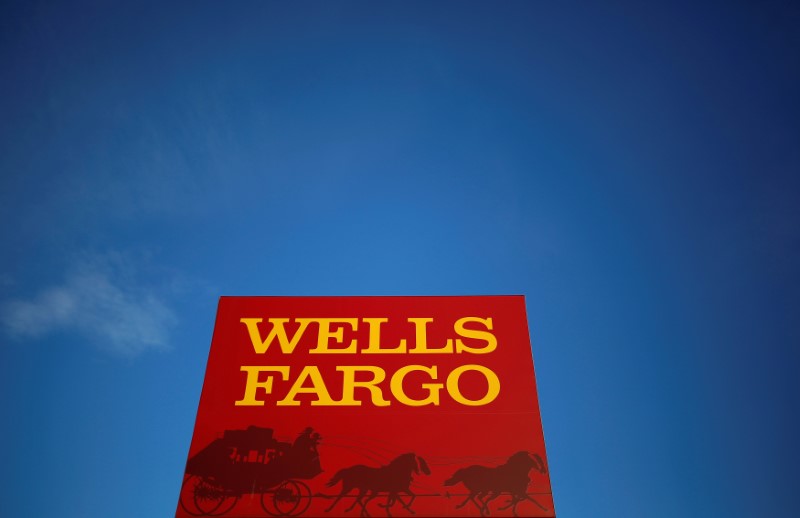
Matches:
[[378, 492, 395, 517], [511, 496, 522, 517], [497, 493, 514, 511], [477, 492, 490, 516], [397, 490, 416, 514], [325, 486, 351, 512], [482, 491, 501, 515], [475, 492, 493, 517], [455, 492, 473, 509], [383, 492, 407, 509], [345, 488, 367, 513], [499, 492, 533, 515], [358, 490, 377, 517], [497, 495, 522, 517], [525, 494, 549, 512], [383, 493, 397, 516]]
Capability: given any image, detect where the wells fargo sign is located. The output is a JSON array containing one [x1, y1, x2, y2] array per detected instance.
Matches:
[[177, 296, 555, 517]]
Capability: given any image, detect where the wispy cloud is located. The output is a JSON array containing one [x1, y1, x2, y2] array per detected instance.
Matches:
[[1, 253, 178, 356]]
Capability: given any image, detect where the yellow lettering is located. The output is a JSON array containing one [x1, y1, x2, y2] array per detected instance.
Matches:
[[336, 366, 391, 406], [446, 365, 500, 406], [235, 366, 290, 406], [307, 318, 359, 353], [407, 317, 453, 353], [277, 366, 337, 406], [240, 318, 311, 354], [391, 365, 442, 406], [362, 318, 407, 353], [454, 317, 497, 354]]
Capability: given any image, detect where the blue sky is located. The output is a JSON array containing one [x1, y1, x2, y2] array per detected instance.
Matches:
[[1, 1, 798, 516]]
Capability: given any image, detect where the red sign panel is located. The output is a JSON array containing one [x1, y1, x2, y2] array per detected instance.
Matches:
[[177, 296, 555, 517]]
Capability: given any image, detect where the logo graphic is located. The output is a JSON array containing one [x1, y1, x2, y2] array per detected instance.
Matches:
[[176, 296, 554, 516]]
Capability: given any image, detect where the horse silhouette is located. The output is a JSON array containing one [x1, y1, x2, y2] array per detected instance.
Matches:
[[444, 451, 547, 516], [325, 452, 431, 516]]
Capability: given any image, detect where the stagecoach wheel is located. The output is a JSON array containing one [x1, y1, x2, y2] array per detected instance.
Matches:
[[261, 480, 311, 516], [289, 481, 312, 516], [204, 490, 239, 517], [183, 475, 237, 516], [179, 476, 205, 516]]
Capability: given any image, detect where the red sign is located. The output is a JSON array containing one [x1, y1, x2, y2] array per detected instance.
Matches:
[[177, 296, 555, 517]]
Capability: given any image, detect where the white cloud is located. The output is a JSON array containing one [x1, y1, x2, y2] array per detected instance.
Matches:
[[2, 254, 177, 356]]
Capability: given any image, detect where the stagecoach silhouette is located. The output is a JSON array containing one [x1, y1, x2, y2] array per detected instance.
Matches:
[[179, 426, 322, 516], [180, 426, 549, 517]]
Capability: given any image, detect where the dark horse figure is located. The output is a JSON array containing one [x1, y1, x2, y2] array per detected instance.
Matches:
[[444, 451, 547, 517], [325, 452, 431, 517]]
